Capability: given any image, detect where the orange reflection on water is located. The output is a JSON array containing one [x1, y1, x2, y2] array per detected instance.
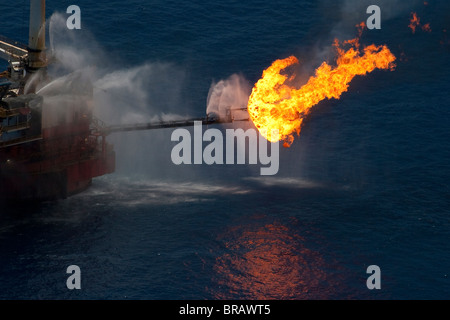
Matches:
[[212, 221, 332, 299]]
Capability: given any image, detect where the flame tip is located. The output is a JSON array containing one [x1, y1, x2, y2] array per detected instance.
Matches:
[[248, 30, 396, 144]]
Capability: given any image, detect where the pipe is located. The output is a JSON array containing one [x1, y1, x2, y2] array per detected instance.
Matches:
[[98, 109, 249, 136], [102, 117, 225, 135]]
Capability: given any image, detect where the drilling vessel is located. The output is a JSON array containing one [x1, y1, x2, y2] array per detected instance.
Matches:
[[0, 1, 118, 201], [0, 1, 237, 201]]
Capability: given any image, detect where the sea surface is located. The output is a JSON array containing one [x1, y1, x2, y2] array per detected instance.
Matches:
[[0, 0, 449, 300]]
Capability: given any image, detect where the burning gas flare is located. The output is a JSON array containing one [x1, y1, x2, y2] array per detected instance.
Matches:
[[248, 25, 396, 147]]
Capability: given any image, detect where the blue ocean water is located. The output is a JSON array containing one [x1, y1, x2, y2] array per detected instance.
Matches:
[[0, 0, 449, 300]]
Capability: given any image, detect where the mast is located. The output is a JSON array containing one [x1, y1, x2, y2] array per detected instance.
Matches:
[[27, 0, 46, 73]]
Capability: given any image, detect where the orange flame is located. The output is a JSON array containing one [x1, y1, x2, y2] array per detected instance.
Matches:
[[248, 27, 396, 147], [409, 12, 420, 33], [409, 12, 432, 34], [422, 23, 432, 32]]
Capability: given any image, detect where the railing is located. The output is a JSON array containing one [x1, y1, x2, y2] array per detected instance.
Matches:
[[0, 35, 28, 62], [0, 122, 30, 133], [0, 134, 42, 148]]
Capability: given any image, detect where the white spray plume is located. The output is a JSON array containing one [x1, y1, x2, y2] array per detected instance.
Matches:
[[206, 74, 251, 121], [93, 63, 187, 125], [25, 12, 196, 177], [40, 12, 187, 127]]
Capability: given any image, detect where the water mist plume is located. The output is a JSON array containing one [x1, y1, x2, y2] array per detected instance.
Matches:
[[40, 12, 188, 128], [206, 74, 251, 121]]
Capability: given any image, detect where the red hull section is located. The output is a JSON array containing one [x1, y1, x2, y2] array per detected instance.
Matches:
[[1, 120, 116, 201], [0, 152, 115, 201], [0, 146, 115, 201]]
